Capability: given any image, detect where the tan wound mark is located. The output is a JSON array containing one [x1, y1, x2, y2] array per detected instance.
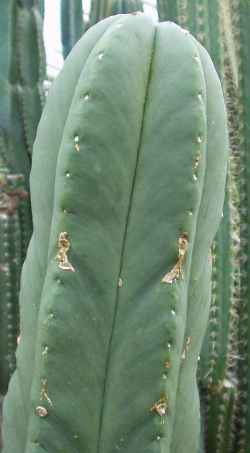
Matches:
[[150, 396, 168, 423], [56, 232, 75, 272], [40, 379, 53, 407], [162, 233, 189, 284]]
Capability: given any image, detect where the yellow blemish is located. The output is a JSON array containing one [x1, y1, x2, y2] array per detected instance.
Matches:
[[161, 233, 189, 284], [150, 396, 168, 422], [56, 232, 75, 272], [208, 380, 224, 394], [164, 360, 171, 369], [40, 379, 53, 407]]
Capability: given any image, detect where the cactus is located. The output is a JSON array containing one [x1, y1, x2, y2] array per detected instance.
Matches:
[[39, 0, 45, 18], [0, 0, 45, 395], [155, 2, 242, 451], [2, 15, 228, 453], [60, 0, 85, 59], [110, 0, 143, 15], [89, 0, 143, 27], [156, 0, 210, 47], [228, 2, 250, 452], [60, 0, 143, 59], [0, 137, 26, 396], [88, 0, 112, 27]]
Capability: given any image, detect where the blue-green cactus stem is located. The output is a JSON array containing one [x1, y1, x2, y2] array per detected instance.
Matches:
[[39, 0, 45, 18], [2, 15, 228, 453], [61, 0, 85, 59], [0, 0, 46, 395], [0, 151, 23, 395], [89, 0, 143, 27], [157, 3, 239, 452], [228, 1, 250, 452], [111, 0, 143, 16]]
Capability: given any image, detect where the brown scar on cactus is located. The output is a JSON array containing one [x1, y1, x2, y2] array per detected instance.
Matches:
[[208, 379, 234, 394], [161, 233, 189, 284], [40, 378, 53, 407], [56, 232, 75, 272], [150, 396, 168, 423], [164, 360, 171, 369]]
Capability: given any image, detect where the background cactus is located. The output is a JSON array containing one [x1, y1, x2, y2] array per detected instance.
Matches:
[[60, 0, 85, 59], [2, 15, 228, 453], [39, 0, 44, 18], [110, 0, 143, 16], [229, 2, 250, 451], [0, 0, 46, 396], [60, 0, 144, 59], [154, 2, 244, 451], [89, 0, 143, 29]]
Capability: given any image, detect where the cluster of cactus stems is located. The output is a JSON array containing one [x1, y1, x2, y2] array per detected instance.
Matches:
[[156, 1, 250, 452], [60, 0, 143, 58], [0, 0, 45, 396], [2, 15, 228, 453]]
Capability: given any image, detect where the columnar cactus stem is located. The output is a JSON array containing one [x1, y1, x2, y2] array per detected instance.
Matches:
[[60, 0, 143, 59], [155, 3, 241, 451], [39, 0, 44, 18], [89, 0, 143, 28], [0, 142, 23, 396], [60, 0, 85, 59], [2, 15, 228, 453], [0, 0, 46, 395], [110, 0, 143, 16], [228, 1, 250, 452]]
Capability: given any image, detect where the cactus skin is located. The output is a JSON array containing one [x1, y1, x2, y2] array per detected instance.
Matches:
[[110, 0, 143, 15], [60, 0, 85, 59], [3, 15, 228, 453], [89, 0, 143, 28], [0, 142, 25, 396], [155, 2, 241, 451], [0, 0, 45, 395], [60, 0, 143, 59], [39, 0, 44, 18], [229, 2, 250, 452]]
